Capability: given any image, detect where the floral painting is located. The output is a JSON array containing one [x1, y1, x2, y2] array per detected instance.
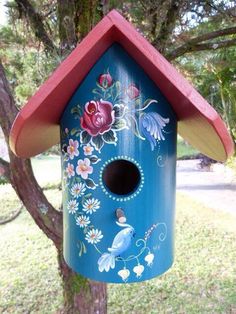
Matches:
[[66, 71, 170, 152], [61, 70, 170, 281]]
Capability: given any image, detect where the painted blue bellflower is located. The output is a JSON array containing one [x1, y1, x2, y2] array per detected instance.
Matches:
[[140, 112, 170, 150]]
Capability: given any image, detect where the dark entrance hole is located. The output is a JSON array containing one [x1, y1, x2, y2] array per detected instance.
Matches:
[[102, 159, 141, 195]]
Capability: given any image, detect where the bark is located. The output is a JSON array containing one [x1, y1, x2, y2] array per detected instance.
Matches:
[[0, 61, 62, 248], [15, 0, 58, 53], [57, 250, 107, 314], [167, 26, 236, 60], [57, 0, 78, 52], [152, 0, 183, 54], [1, 54, 108, 311], [0, 157, 10, 181], [76, 0, 104, 40]]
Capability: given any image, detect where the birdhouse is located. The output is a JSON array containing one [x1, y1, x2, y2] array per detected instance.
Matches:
[[10, 10, 234, 283]]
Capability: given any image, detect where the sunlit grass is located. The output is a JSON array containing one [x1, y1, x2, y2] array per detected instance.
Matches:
[[0, 183, 235, 313]]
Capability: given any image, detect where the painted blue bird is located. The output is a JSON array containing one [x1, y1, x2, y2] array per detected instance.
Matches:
[[98, 222, 135, 272]]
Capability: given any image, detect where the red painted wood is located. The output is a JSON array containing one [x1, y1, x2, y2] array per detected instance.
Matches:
[[10, 10, 234, 160]]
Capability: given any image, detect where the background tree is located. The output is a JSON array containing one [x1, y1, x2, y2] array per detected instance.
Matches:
[[0, 0, 235, 312]]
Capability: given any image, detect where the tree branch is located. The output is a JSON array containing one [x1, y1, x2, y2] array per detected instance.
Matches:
[[0, 157, 10, 181], [167, 26, 236, 60], [152, 0, 184, 53], [15, 0, 58, 54], [0, 61, 62, 247]]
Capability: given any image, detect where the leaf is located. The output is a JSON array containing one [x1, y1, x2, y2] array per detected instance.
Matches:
[[84, 193, 92, 199], [71, 105, 83, 117], [113, 104, 126, 118], [111, 118, 127, 131], [115, 81, 121, 94], [80, 131, 91, 145], [91, 135, 104, 152], [126, 114, 145, 140], [89, 155, 101, 164], [102, 130, 117, 144], [92, 88, 103, 96], [78, 241, 87, 257], [75, 177, 82, 183], [135, 98, 141, 106], [85, 178, 97, 190], [71, 128, 81, 137]]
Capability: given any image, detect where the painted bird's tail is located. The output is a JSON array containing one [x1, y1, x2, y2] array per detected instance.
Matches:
[[98, 253, 115, 272]]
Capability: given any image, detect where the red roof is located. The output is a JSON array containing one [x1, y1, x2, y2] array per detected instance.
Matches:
[[10, 10, 234, 161]]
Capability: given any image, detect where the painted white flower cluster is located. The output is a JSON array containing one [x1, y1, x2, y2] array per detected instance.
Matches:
[[118, 253, 155, 282], [62, 135, 103, 250]]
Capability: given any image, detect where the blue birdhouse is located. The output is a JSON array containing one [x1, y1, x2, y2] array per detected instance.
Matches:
[[10, 10, 234, 284]]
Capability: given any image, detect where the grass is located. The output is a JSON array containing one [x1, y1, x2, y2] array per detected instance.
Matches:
[[177, 136, 199, 159], [0, 155, 235, 313], [0, 183, 235, 313]]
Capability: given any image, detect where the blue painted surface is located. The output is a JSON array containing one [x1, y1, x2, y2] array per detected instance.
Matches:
[[60, 43, 177, 283]]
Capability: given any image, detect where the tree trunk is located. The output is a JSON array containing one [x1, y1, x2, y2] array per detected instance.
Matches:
[[0, 61, 107, 313], [57, 0, 78, 52], [57, 249, 107, 314]]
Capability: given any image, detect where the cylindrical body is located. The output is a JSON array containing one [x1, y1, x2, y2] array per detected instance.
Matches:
[[60, 43, 177, 283]]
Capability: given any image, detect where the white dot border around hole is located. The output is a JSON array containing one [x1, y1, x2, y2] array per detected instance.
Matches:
[[99, 155, 144, 202]]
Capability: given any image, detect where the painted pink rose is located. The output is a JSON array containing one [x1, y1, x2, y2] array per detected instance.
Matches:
[[98, 73, 113, 89], [76, 158, 93, 180], [81, 100, 115, 136], [127, 84, 140, 99]]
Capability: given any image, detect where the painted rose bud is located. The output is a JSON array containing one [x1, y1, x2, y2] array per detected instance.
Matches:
[[98, 73, 113, 89], [81, 100, 115, 136], [144, 253, 154, 267], [118, 268, 130, 282], [133, 264, 144, 278], [126, 84, 140, 99]]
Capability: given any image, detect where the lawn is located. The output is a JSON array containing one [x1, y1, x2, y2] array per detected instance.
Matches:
[[0, 179, 236, 313], [177, 136, 199, 159]]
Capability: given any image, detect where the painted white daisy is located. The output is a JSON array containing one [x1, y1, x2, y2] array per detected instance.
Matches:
[[75, 215, 90, 228], [85, 229, 103, 244], [67, 200, 79, 214], [71, 183, 86, 198], [82, 198, 100, 214]]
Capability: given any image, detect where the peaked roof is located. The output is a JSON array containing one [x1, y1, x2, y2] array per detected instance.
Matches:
[[10, 10, 234, 161]]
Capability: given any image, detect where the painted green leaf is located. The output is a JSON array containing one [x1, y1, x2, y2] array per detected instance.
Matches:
[[80, 131, 91, 145], [71, 105, 83, 117], [85, 178, 97, 190], [84, 193, 92, 199], [102, 130, 117, 144], [71, 128, 81, 137], [92, 88, 103, 96], [111, 118, 127, 131], [78, 241, 87, 257], [91, 135, 104, 151]]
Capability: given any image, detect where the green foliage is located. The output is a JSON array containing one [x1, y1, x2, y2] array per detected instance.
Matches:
[[177, 136, 199, 159], [0, 47, 59, 106], [178, 47, 236, 144]]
